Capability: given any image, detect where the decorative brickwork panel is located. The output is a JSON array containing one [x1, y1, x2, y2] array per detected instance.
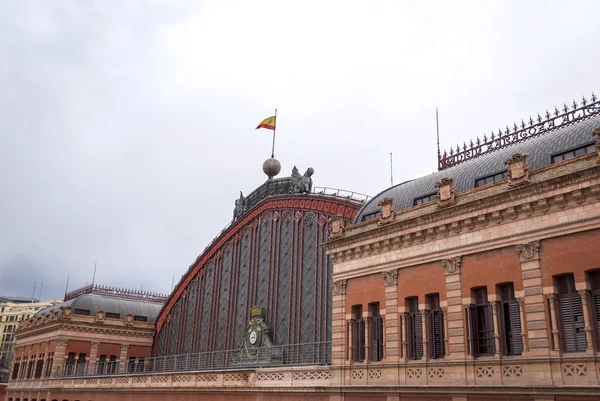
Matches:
[[132, 376, 148, 384], [216, 245, 233, 352], [198, 263, 214, 353], [351, 370, 364, 380], [234, 229, 252, 346], [86, 378, 99, 385], [256, 372, 285, 381], [293, 371, 331, 380], [475, 366, 495, 378], [115, 377, 129, 384], [503, 366, 523, 378], [428, 368, 444, 379], [173, 375, 193, 383], [183, 280, 197, 354], [406, 368, 422, 379], [300, 213, 318, 345], [368, 369, 382, 379], [151, 375, 168, 383], [224, 373, 249, 382], [99, 377, 113, 385], [563, 364, 587, 377], [197, 373, 218, 382]]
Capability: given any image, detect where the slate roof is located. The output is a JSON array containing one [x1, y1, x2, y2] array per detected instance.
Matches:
[[355, 113, 600, 222], [0, 296, 39, 304], [35, 293, 163, 322]]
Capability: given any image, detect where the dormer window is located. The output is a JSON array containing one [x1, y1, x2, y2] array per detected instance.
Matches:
[[551, 142, 596, 163], [413, 193, 437, 206], [475, 171, 507, 187]]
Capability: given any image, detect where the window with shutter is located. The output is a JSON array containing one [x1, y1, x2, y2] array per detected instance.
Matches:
[[470, 287, 495, 357], [368, 302, 384, 362], [426, 293, 444, 359], [556, 274, 587, 352], [589, 271, 600, 349], [351, 304, 366, 362], [498, 283, 523, 355], [406, 297, 423, 360]]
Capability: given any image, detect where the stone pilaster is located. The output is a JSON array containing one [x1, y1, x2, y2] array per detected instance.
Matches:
[[421, 309, 430, 361], [441, 306, 449, 356], [382, 269, 399, 362], [546, 294, 560, 352], [516, 241, 550, 354], [400, 312, 408, 361], [578, 289, 595, 354], [442, 257, 465, 358], [491, 301, 501, 356], [52, 338, 68, 376], [331, 279, 347, 365], [89, 341, 100, 370], [346, 319, 354, 364]]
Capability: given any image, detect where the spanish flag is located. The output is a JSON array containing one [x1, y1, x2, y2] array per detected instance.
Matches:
[[256, 116, 276, 130]]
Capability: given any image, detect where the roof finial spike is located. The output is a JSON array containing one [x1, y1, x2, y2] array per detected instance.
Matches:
[[582, 95, 588, 106], [563, 103, 569, 113], [592, 92, 597, 103], [545, 110, 551, 120], [505, 125, 510, 135], [554, 106, 560, 117], [537, 113, 542, 123], [529, 115, 534, 126], [513, 122, 518, 132], [572, 99, 578, 110], [521, 119, 526, 129]]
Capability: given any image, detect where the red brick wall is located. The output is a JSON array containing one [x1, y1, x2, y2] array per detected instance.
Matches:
[[461, 246, 522, 298], [541, 228, 600, 286], [397, 261, 447, 307], [127, 345, 152, 359], [0, 383, 5, 400], [345, 273, 385, 314], [97, 343, 121, 358], [65, 340, 91, 356]]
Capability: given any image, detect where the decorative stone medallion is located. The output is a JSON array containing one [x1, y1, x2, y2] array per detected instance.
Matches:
[[505, 153, 531, 188], [382, 269, 398, 286], [328, 215, 345, 239], [441, 257, 461, 274], [435, 177, 456, 208], [378, 197, 395, 225], [124, 313, 134, 326], [95, 310, 105, 323], [516, 240, 540, 262]]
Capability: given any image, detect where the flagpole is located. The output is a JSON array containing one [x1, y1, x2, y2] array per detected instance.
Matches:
[[271, 108, 277, 158]]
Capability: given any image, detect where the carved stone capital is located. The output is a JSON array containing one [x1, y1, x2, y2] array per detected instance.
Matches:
[[90, 342, 100, 349], [517, 297, 524, 307], [56, 338, 68, 347], [328, 215, 345, 239], [377, 197, 395, 225], [516, 240, 540, 262], [442, 257, 461, 275], [435, 178, 456, 208], [578, 289, 589, 300], [331, 279, 348, 296], [546, 293, 556, 302], [382, 269, 399, 286], [121, 344, 130, 353]]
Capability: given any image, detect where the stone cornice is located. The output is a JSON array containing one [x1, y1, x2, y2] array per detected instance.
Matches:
[[326, 164, 600, 269], [325, 156, 599, 253], [16, 319, 154, 342]]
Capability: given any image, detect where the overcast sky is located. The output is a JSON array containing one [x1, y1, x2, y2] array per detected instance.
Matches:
[[0, 1, 597, 301]]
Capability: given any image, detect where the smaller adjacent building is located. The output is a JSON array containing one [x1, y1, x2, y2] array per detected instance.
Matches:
[[0, 297, 62, 364], [7, 284, 166, 400]]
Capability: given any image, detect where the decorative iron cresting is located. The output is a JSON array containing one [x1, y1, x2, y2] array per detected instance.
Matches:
[[64, 284, 168, 303], [438, 94, 600, 170]]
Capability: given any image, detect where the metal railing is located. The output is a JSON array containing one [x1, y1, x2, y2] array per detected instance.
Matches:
[[56, 341, 331, 377], [312, 187, 371, 203]]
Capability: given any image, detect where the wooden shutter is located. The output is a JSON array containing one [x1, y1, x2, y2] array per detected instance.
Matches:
[[358, 318, 366, 362], [559, 294, 587, 352], [593, 291, 600, 348], [468, 305, 479, 357], [507, 301, 523, 355], [429, 310, 444, 359], [370, 316, 384, 362]]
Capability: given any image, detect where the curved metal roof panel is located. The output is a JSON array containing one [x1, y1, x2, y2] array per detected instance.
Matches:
[[355, 114, 600, 222], [35, 294, 163, 322]]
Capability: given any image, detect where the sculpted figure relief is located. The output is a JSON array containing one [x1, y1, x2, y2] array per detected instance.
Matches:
[[289, 166, 314, 194], [233, 191, 246, 221]]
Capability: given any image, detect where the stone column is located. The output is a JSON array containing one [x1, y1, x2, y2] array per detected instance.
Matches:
[[578, 289, 595, 354], [516, 241, 550, 354], [119, 344, 129, 374], [546, 294, 560, 352], [400, 312, 408, 361], [347, 319, 354, 364], [52, 339, 68, 376], [89, 342, 99, 375], [491, 301, 501, 356], [382, 269, 399, 362], [464, 303, 472, 356], [421, 309, 430, 361], [441, 306, 449, 356], [442, 257, 465, 358], [331, 279, 348, 365], [517, 298, 528, 352]]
